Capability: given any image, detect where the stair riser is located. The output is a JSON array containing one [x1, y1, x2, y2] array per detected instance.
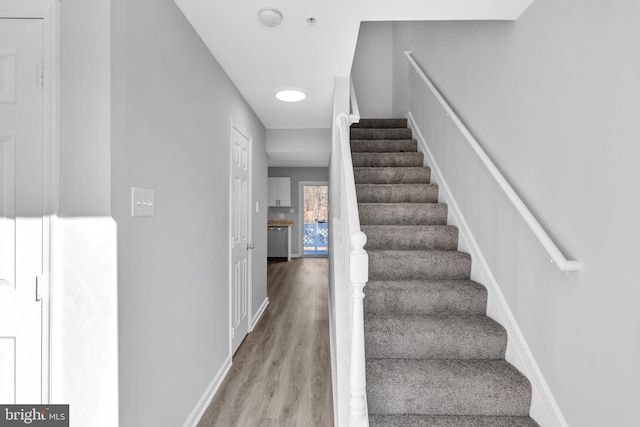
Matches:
[[354, 167, 431, 184], [366, 359, 532, 416], [364, 280, 488, 315], [356, 184, 438, 204], [351, 119, 408, 128], [361, 225, 457, 250], [365, 315, 506, 359], [359, 204, 448, 226], [351, 140, 417, 153], [351, 128, 412, 140], [368, 251, 471, 280], [352, 153, 424, 167], [354, 119, 535, 425]]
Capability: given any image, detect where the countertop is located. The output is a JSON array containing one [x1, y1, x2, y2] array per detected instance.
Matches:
[[268, 220, 294, 227]]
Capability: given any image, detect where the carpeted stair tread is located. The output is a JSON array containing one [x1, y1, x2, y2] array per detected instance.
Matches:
[[368, 414, 539, 427], [352, 152, 424, 167], [364, 280, 488, 315], [361, 225, 457, 250], [351, 139, 418, 153], [351, 118, 408, 128], [368, 250, 471, 280], [366, 359, 532, 416], [365, 314, 506, 359], [359, 203, 448, 225], [356, 184, 439, 203], [354, 167, 431, 184], [351, 128, 412, 140], [353, 118, 535, 426]]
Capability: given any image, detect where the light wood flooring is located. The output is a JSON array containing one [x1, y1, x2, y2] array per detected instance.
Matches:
[[197, 258, 334, 427]]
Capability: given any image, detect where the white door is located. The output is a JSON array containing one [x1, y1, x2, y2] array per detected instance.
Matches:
[[230, 125, 251, 355], [0, 18, 45, 404]]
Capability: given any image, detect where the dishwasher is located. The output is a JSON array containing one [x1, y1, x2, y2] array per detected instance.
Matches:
[[267, 226, 289, 258]]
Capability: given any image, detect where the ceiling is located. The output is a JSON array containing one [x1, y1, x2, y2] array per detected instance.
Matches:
[[174, 0, 534, 130]]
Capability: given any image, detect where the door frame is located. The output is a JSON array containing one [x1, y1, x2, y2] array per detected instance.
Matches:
[[228, 120, 253, 357], [0, 0, 59, 404], [298, 181, 329, 258]]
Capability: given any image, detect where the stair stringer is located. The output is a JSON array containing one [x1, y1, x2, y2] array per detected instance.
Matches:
[[407, 111, 568, 427]]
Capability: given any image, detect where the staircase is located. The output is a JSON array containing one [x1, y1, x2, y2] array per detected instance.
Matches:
[[351, 119, 538, 427]]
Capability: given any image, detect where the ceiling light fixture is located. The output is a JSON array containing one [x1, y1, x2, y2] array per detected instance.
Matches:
[[258, 8, 283, 27], [276, 90, 306, 102]]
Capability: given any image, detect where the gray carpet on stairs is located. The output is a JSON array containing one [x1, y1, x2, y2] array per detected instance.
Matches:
[[352, 118, 538, 427]]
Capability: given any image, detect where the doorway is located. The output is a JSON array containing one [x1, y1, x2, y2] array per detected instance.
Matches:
[[0, 17, 50, 404], [229, 122, 252, 355], [299, 182, 329, 256]]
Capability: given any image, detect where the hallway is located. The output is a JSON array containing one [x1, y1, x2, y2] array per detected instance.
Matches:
[[198, 258, 334, 426]]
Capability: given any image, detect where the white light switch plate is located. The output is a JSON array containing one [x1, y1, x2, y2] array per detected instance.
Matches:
[[131, 187, 155, 217], [278, 214, 284, 219]]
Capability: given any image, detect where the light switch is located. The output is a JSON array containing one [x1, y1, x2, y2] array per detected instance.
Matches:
[[256, 202, 260, 213], [278, 213, 284, 219], [131, 187, 155, 217], [289, 208, 294, 214]]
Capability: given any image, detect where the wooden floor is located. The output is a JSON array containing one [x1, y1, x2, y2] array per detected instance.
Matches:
[[198, 258, 334, 427]]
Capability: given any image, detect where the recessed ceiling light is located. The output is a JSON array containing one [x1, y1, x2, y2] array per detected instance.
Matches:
[[276, 90, 306, 102]]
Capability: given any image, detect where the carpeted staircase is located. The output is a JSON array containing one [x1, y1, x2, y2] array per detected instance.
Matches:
[[351, 118, 539, 427]]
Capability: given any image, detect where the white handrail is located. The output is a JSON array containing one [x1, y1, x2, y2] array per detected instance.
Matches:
[[329, 76, 369, 427], [349, 77, 361, 124], [336, 113, 362, 234], [404, 51, 581, 274]]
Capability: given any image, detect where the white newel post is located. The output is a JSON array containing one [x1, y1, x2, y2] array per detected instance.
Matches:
[[349, 231, 369, 427]]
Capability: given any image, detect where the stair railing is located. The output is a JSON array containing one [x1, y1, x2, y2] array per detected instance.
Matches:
[[350, 76, 361, 123], [329, 76, 369, 427], [404, 51, 581, 274]]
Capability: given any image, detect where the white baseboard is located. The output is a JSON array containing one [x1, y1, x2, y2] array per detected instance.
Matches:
[[182, 356, 232, 427], [407, 112, 567, 427], [251, 297, 269, 331]]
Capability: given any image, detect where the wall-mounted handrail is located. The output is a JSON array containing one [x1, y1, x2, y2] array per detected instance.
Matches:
[[404, 51, 581, 274]]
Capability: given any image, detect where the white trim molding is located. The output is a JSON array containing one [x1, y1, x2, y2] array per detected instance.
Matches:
[[250, 297, 269, 331], [182, 356, 232, 427], [408, 111, 568, 427]]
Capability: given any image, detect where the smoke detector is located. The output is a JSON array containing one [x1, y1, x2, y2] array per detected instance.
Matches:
[[258, 8, 283, 27]]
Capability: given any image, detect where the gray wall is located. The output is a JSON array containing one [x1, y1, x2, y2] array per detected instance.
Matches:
[[111, 1, 268, 426], [56, 2, 117, 425], [351, 22, 394, 119], [388, 1, 640, 425], [268, 167, 329, 256], [58, 0, 268, 426]]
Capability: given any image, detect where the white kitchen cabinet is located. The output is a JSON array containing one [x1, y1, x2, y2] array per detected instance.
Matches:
[[268, 177, 291, 207]]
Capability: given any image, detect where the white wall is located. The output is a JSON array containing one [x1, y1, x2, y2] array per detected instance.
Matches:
[[109, 1, 268, 426], [351, 22, 394, 119], [266, 128, 331, 167], [390, 1, 640, 425], [268, 167, 329, 256]]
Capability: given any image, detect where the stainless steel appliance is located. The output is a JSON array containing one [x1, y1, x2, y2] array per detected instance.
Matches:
[[267, 226, 288, 258]]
